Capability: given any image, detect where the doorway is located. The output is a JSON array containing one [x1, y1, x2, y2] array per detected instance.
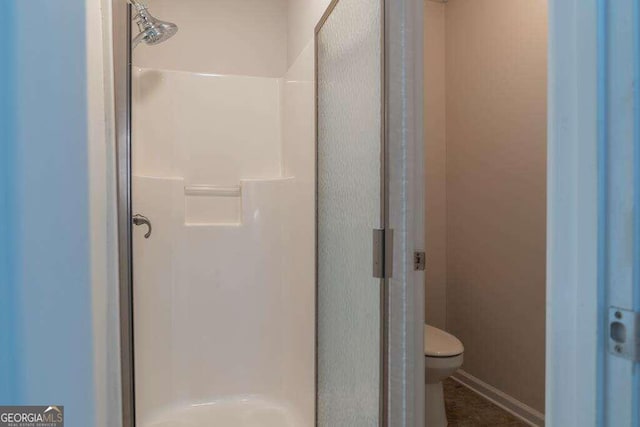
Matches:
[[423, 0, 547, 425]]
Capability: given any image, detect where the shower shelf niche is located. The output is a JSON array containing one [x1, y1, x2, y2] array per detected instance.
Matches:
[[184, 184, 243, 226], [185, 185, 242, 197], [183, 177, 294, 227]]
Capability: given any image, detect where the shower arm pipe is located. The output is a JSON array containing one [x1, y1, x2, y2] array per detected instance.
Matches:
[[126, 0, 150, 49], [127, 0, 147, 12]]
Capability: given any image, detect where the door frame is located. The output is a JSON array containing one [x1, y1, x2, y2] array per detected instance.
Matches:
[[546, 0, 600, 422], [547, 0, 640, 425]]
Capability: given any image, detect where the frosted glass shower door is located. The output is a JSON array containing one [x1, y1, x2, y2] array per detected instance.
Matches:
[[316, 0, 385, 425]]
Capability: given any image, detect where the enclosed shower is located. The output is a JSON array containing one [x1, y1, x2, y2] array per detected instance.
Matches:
[[129, 2, 316, 425], [114, 0, 424, 426]]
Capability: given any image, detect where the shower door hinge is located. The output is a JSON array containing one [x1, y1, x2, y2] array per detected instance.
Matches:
[[608, 307, 640, 362], [373, 229, 393, 279], [414, 252, 426, 271]]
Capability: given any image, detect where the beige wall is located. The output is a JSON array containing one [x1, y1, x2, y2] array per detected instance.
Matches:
[[132, 0, 334, 75], [424, 0, 547, 413], [286, 0, 332, 68], [424, 1, 447, 330], [133, 0, 288, 77], [445, 0, 547, 412]]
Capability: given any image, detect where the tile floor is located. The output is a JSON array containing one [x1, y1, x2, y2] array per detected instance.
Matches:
[[443, 379, 528, 426]]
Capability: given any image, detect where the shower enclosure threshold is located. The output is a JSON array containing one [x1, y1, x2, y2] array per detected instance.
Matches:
[[143, 396, 303, 427]]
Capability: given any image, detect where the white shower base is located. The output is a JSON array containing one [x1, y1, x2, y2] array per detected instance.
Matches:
[[144, 397, 302, 427]]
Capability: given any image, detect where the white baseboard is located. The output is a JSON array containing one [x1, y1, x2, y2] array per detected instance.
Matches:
[[451, 370, 545, 427]]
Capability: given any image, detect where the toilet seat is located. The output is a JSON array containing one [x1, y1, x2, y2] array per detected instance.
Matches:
[[424, 325, 464, 357]]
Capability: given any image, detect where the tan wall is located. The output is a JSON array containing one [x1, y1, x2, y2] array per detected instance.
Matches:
[[444, 0, 547, 412], [132, 0, 288, 77], [286, 0, 333, 68], [425, 0, 547, 412], [424, 1, 447, 330], [132, 0, 334, 75]]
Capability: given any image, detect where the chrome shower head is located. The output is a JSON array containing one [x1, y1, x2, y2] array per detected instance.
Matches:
[[130, 1, 178, 49]]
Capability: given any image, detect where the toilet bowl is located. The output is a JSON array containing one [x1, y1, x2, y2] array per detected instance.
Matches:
[[424, 325, 464, 427]]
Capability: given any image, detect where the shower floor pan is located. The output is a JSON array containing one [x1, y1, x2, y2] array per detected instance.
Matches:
[[143, 397, 302, 427]]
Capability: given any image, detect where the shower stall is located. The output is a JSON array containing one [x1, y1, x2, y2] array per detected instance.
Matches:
[[111, 0, 425, 426]]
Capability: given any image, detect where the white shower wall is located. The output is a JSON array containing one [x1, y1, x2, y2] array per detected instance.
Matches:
[[131, 2, 321, 425]]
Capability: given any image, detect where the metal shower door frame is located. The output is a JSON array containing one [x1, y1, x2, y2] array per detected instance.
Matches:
[[112, 2, 135, 426]]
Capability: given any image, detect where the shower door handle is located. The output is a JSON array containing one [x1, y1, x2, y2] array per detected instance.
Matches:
[[133, 214, 152, 239]]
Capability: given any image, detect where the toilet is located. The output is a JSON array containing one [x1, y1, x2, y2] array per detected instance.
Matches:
[[424, 324, 464, 427]]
